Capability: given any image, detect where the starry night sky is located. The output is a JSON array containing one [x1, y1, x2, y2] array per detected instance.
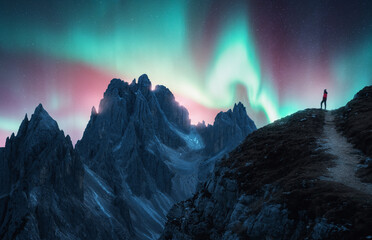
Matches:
[[1, 0, 372, 146]]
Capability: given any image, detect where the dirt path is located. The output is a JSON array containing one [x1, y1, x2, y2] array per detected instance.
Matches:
[[320, 111, 372, 195]]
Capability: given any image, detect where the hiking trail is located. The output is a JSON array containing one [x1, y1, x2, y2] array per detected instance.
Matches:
[[321, 111, 372, 195]]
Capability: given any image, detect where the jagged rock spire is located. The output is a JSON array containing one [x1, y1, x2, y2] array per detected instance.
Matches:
[[138, 74, 151, 89]]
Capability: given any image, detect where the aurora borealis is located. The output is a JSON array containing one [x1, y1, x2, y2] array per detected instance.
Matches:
[[1, 1, 372, 146]]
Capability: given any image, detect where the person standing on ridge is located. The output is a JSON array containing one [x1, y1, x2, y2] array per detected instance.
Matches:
[[320, 89, 328, 110]]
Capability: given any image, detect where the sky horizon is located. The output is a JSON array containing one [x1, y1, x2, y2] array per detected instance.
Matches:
[[1, 0, 372, 147]]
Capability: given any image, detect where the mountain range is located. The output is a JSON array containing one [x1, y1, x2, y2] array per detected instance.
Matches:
[[0, 74, 256, 239]]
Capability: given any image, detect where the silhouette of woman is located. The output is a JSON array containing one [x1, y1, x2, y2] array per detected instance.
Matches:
[[321, 89, 328, 110]]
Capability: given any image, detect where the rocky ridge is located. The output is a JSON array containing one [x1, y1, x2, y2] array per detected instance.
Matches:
[[161, 86, 372, 240]]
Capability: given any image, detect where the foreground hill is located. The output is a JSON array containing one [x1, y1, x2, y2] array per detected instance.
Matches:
[[161, 86, 372, 240]]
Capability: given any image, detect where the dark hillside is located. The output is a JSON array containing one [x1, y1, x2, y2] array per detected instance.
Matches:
[[334, 86, 372, 183], [161, 87, 372, 240]]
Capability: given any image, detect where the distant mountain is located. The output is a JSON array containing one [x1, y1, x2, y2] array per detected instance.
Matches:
[[160, 86, 372, 240], [196, 102, 256, 182], [76, 74, 256, 239], [0, 74, 256, 240], [0, 104, 133, 239]]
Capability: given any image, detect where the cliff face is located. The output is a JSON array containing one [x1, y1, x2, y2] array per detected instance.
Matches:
[[161, 86, 372, 240]]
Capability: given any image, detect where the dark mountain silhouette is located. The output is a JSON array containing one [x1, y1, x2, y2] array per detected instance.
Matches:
[[0, 104, 133, 239], [0, 74, 256, 240], [161, 86, 372, 240]]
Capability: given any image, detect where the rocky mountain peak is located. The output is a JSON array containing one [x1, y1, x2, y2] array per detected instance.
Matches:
[[104, 78, 129, 99], [130, 78, 136, 86], [138, 73, 152, 89], [0, 104, 89, 239], [91, 106, 97, 115], [198, 101, 256, 157], [28, 103, 59, 132], [214, 102, 248, 124], [233, 101, 245, 114], [9, 104, 61, 154], [16, 113, 29, 137], [214, 109, 233, 123]]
